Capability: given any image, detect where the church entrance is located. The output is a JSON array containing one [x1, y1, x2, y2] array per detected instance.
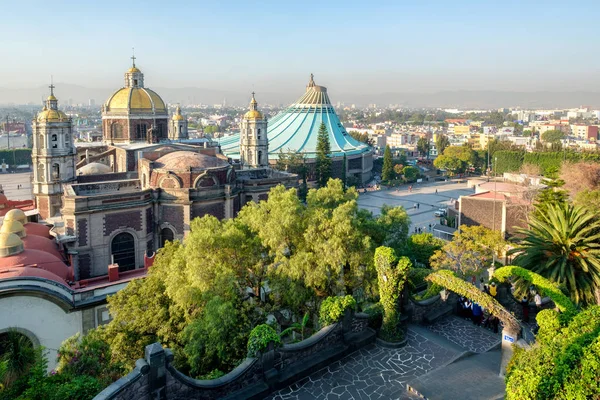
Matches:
[[160, 227, 174, 248], [111, 232, 136, 272]]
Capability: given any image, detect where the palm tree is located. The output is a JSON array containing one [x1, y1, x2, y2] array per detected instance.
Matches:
[[509, 203, 600, 306], [0, 330, 36, 387]]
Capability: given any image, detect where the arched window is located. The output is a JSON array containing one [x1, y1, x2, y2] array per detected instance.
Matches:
[[52, 164, 60, 181], [0, 331, 34, 363], [160, 228, 174, 248], [258, 151, 262, 165], [111, 232, 136, 272], [112, 124, 123, 139]]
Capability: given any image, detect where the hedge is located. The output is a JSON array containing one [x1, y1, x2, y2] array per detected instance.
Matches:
[[494, 150, 600, 176], [0, 148, 32, 166]]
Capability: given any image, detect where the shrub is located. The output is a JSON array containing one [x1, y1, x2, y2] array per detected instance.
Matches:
[[247, 325, 281, 358], [319, 295, 357, 326], [362, 303, 383, 330]]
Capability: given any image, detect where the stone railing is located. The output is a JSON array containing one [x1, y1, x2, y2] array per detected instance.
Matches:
[[93, 310, 375, 400], [409, 292, 458, 323]]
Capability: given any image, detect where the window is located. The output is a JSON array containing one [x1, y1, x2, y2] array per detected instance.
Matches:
[[111, 232, 136, 272], [257, 128, 261, 135], [52, 164, 60, 181], [136, 124, 147, 139], [160, 228, 174, 248], [112, 124, 123, 139], [51, 134, 57, 148], [258, 151, 262, 165], [134, 79, 138, 86]]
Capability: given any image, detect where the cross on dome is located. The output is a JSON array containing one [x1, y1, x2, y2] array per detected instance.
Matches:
[[131, 47, 136, 67]]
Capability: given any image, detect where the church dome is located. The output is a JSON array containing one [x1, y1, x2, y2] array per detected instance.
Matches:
[[1, 220, 26, 238], [154, 151, 229, 171], [244, 110, 264, 119], [105, 87, 167, 114], [4, 209, 26, 224], [0, 266, 68, 286], [23, 223, 52, 238], [77, 162, 112, 176], [37, 107, 70, 122]]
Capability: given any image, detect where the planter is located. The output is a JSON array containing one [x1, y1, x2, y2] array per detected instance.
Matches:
[[376, 336, 408, 349]]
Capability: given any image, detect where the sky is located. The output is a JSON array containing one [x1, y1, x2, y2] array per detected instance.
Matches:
[[1, 0, 599, 96]]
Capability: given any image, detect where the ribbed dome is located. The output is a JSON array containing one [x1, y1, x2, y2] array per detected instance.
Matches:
[[37, 108, 70, 122], [0, 266, 68, 286], [1, 220, 25, 238], [0, 247, 71, 281], [24, 223, 52, 239], [22, 235, 64, 260], [105, 87, 167, 114], [77, 162, 112, 176], [4, 209, 26, 224], [220, 75, 370, 159], [154, 151, 229, 171]]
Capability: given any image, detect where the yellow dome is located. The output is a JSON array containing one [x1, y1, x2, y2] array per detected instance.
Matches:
[[0, 233, 23, 251], [4, 209, 26, 224], [105, 87, 167, 114], [1, 220, 25, 238], [37, 109, 69, 122], [128, 67, 141, 73], [244, 110, 264, 119], [173, 114, 184, 121], [47, 95, 57, 101]]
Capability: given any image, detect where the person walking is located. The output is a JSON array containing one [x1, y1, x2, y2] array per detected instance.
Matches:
[[417, 203, 420, 209], [521, 296, 530, 323], [534, 292, 542, 310], [489, 282, 497, 297], [471, 302, 483, 326], [435, 188, 438, 194]]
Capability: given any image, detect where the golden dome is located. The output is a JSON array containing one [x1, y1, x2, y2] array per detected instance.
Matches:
[[244, 110, 264, 119], [1, 220, 25, 238], [37, 109, 69, 122], [128, 67, 141, 73], [173, 114, 184, 121], [47, 95, 57, 101], [4, 209, 27, 224], [0, 233, 24, 257], [104, 87, 167, 114]]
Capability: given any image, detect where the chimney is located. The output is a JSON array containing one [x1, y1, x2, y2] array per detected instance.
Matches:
[[108, 263, 120, 282]]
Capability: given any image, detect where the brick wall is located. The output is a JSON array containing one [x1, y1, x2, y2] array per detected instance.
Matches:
[[104, 211, 142, 236], [191, 202, 225, 220], [161, 205, 184, 232], [460, 197, 503, 231], [145, 208, 153, 234], [79, 254, 92, 280]]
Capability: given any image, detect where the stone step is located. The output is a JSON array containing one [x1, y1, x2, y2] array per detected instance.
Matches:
[[406, 349, 505, 400]]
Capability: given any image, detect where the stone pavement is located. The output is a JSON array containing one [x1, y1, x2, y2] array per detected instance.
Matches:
[[424, 315, 501, 353], [0, 171, 33, 200], [266, 329, 458, 400], [407, 349, 505, 400]]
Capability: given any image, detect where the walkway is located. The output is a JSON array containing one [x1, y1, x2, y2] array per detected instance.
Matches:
[[266, 329, 458, 400], [424, 315, 501, 353]]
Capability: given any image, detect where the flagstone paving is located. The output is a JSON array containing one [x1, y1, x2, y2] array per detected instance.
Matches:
[[266, 329, 457, 400], [424, 315, 501, 353]]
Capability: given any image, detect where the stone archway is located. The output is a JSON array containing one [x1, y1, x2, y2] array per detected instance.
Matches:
[[111, 231, 136, 272]]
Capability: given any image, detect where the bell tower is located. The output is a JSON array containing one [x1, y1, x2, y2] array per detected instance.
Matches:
[[239, 93, 268, 168], [169, 105, 188, 140], [31, 83, 77, 219]]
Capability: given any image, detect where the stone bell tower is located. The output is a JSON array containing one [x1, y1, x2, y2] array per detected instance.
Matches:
[[31, 83, 77, 219], [239, 93, 268, 168]]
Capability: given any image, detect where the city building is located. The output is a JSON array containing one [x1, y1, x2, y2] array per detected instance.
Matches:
[[570, 124, 599, 140]]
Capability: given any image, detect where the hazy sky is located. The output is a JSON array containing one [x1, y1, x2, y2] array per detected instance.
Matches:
[[2, 0, 599, 94]]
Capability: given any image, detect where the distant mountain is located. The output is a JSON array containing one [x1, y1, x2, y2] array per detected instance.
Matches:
[[1, 84, 598, 109]]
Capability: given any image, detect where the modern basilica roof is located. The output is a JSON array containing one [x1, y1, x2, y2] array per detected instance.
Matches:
[[220, 75, 370, 159]]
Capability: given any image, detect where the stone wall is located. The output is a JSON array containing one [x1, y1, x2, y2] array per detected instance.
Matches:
[[94, 311, 375, 400], [409, 293, 458, 323]]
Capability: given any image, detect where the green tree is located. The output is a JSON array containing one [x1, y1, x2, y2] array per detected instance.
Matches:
[[430, 226, 505, 278], [416, 137, 430, 158], [433, 145, 473, 175], [315, 122, 332, 187], [435, 134, 450, 155], [374, 247, 411, 341], [402, 165, 419, 182], [509, 203, 600, 305], [0, 330, 35, 388], [541, 129, 565, 143], [533, 175, 568, 218], [405, 233, 444, 267], [382, 145, 394, 182]]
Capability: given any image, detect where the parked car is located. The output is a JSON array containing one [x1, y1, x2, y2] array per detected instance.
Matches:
[[434, 209, 446, 217]]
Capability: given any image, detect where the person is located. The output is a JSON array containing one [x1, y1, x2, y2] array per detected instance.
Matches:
[[521, 296, 529, 323], [462, 298, 472, 320], [489, 282, 497, 297], [471, 302, 483, 326], [435, 188, 438, 194], [414, 203, 417, 209], [534, 292, 542, 309], [409, 185, 412, 192], [479, 278, 486, 291], [418, 227, 422, 234], [428, 223, 432, 232], [471, 275, 476, 285], [417, 203, 420, 209]]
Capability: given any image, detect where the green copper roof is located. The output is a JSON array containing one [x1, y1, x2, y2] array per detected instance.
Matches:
[[220, 75, 371, 159]]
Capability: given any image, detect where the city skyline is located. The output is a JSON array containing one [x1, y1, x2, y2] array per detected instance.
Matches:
[[2, 0, 600, 96]]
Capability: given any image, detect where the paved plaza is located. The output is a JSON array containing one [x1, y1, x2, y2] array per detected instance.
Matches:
[[0, 171, 33, 200], [357, 180, 475, 232], [266, 329, 458, 400], [424, 315, 501, 353]]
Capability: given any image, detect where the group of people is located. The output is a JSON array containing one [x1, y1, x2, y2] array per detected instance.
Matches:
[[458, 296, 500, 333], [413, 224, 433, 235]]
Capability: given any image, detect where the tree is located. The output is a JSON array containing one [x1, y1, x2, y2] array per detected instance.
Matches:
[[416, 137, 430, 159], [435, 134, 450, 155], [315, 122, 332, 187], [393, 164, 404, 176], [574, 189, 600, 211], [433, 145, 474, 176], [348, 131, 374, 146], [541, 129, 565, 143], [341, 154, 347, 189], [0, 330, 35, 388], [374, 247, 411, 341], [560, 161, 600, 198], [522, 129, 533, 137], [509, 203, 600, 306], [430, 225, 506, 278], [402, 165, 419, 182], [533, 176, 568, 218], [405, 233, 444, 267], [382, 145, 394, 182]]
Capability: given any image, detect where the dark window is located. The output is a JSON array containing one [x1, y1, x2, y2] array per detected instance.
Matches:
[[112, 124, 123, 139], [258, 128, 261, 135], [111, 232, 136, 272], [52, 164, 60, 180], [51, 134, 57, 141], [134, 79, 138, 86], [160, 228, 174, 248], [136, 124, 147, 139]]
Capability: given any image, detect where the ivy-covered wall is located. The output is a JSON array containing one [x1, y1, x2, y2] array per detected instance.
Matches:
[[494, 150, 600, 175]]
